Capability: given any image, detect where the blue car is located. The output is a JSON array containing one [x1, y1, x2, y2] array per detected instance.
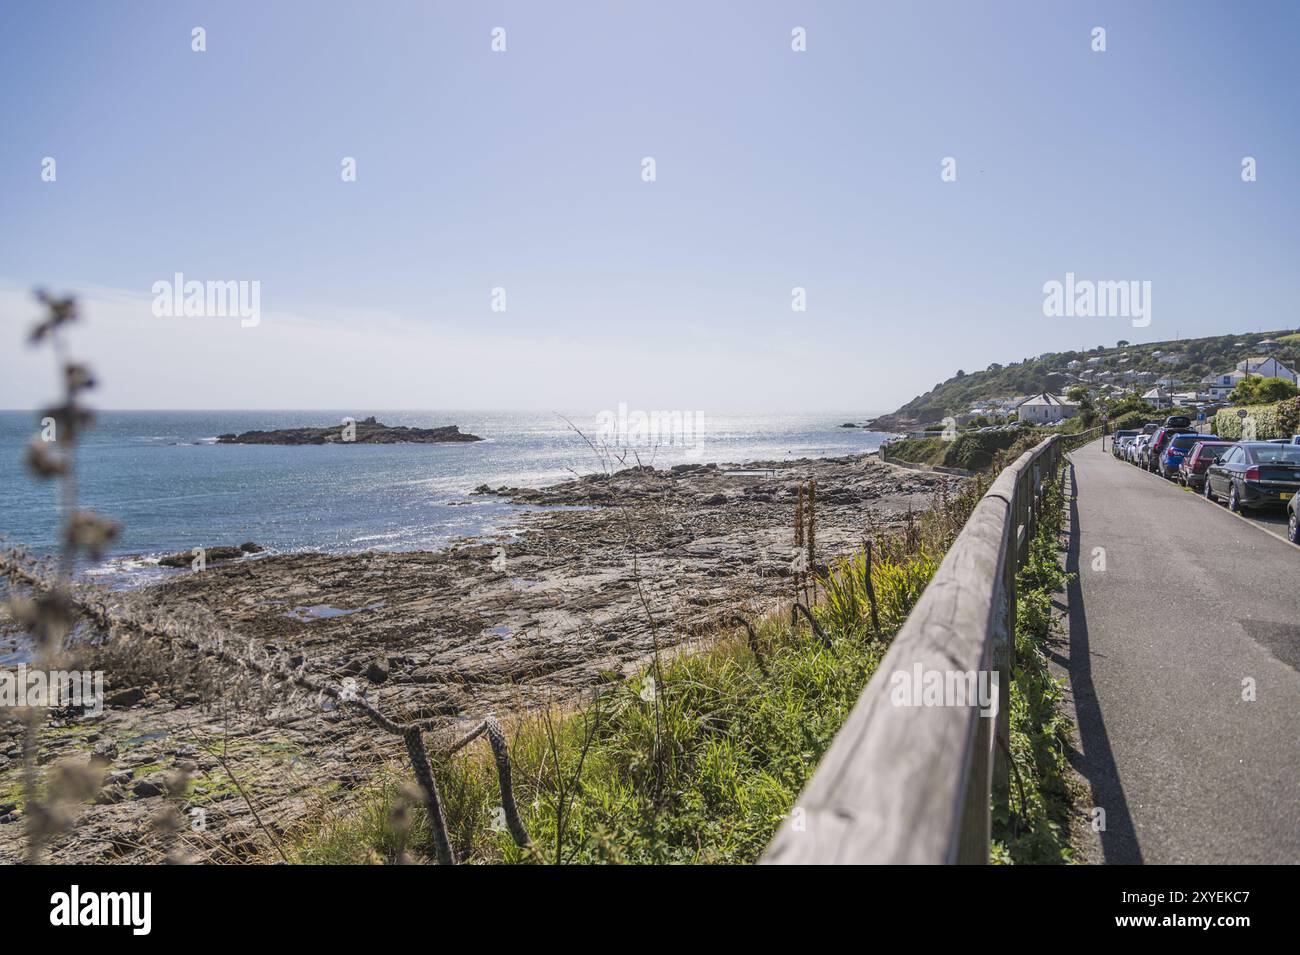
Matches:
[[1159, 433, 1211, 479]]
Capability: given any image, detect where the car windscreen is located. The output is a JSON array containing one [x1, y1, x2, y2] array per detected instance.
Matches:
[[1168, 436, 1202, 449]]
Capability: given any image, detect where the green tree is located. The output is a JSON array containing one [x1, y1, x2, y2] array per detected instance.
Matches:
[[1230, 376, 1299, 405]]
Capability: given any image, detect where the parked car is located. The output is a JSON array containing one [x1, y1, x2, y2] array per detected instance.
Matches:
[[1111, 429, 1138, 457], [1159, 433, 1214, 479], [1129, 434, 1151, 465], [1178, 440, 1235, 489], [1290, 494, 1299, 544], [1115, 435, 1136, 459], [1163, 415, 1192, 429], [1124, 435, 1140, 463], [1204, 443, 1300, 512], [1145, 426, 1195, 472]]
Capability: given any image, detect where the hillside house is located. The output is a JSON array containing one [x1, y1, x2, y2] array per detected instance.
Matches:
[[1201, 372, 1238, 400], [1015, 392, 1079, 424], [1235, 356, 1298, 384], [1142, 386, 1172, 409]]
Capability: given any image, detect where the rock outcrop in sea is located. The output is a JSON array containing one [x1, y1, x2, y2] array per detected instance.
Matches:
[[216, 417, 483, 445]]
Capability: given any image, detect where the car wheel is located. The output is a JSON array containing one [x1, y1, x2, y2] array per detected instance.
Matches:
[[1204, 478, 1216, 502], [1290, 511, 1299, 545], [1229, 484, 1245, 513]]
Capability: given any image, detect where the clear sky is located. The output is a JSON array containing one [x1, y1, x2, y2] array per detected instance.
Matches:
[[2, 1, 1298, 412]]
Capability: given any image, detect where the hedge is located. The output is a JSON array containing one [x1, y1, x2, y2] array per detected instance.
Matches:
[[1214, 396, 1300, 440]]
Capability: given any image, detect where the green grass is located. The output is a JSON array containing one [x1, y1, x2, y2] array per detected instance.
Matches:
[[991, 473, 1079, 864], [886, 429, 1032, 471]]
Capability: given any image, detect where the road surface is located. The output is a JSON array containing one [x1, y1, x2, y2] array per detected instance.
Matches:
[[1065, 438, 1300, 864]]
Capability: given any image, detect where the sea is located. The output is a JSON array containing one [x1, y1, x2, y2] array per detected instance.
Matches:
[[0, 410, 892, 588]]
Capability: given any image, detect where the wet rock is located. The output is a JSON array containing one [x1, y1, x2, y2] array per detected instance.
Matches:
[[158, 544, 260, 568], [91, 740, 118, 764], [104, 686, 146, 707], [132, 776, 167, 799]]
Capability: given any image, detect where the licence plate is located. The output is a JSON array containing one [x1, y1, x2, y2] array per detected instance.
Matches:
[[1282, 493, 1295, 501]]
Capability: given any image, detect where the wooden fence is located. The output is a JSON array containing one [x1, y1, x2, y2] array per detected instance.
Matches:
[[763, 428, 1102, 864]]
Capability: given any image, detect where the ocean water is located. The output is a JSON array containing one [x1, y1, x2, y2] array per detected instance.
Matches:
[[0, 410, 891, 584]]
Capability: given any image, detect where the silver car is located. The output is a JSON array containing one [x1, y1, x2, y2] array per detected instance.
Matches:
[[1129, 434, 1151, 465]]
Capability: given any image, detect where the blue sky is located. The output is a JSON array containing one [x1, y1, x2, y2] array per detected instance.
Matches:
[[2, 1, 1298, 411]]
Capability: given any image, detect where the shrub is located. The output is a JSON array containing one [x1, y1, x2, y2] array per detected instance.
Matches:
[[1214, 399, 1300, 439]]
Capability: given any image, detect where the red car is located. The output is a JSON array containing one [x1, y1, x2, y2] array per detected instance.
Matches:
[[1178, 440, 1235, 489], [1145, 426, 1196, 472]]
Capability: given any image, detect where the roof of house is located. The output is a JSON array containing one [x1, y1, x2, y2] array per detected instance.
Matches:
[[1017, 392, 1077, 408]]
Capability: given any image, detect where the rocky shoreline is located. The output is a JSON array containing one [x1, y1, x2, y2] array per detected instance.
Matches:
[[0, 451, 960, 863]]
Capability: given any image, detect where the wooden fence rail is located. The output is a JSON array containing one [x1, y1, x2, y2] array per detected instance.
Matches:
[[763, 427, 1101, 864]]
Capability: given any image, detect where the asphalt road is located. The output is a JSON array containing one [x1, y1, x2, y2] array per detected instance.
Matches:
[[1065, 439, 1300, 864]]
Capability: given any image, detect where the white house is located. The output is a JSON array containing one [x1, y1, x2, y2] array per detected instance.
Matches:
[[1235, 356, 1298, 384], [1142, 386, 1172, 409], [1201, 372, 1239, 400], [1015, 393, 1079, 424]]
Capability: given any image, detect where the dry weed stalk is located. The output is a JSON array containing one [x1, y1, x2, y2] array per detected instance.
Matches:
[[806, 478, 818, 605], [5, 291, 118, 863]]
